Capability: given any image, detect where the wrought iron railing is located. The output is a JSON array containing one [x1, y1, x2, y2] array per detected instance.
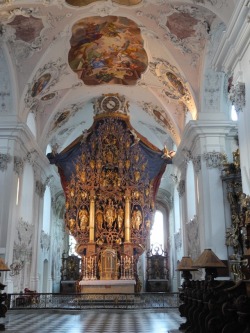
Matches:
[[7, 292, 180, 310]]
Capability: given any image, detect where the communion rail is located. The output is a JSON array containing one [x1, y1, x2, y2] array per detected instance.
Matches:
[[7, 292, 180, 310]]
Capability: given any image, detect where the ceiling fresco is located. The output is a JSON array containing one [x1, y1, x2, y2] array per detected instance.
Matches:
[[7, 15, 44, 43], [0, 0, 236, 192], [68, 16, 148, 85]]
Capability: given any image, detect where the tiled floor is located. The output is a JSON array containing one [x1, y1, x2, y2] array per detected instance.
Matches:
[[2, 309, 184, 333]]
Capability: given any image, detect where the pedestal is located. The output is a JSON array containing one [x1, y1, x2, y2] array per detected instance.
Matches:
[[146, 279, 169, 292], [79, 280, 136, 294], [60, 280, 77, 294]]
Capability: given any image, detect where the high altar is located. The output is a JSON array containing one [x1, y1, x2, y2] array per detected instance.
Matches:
[[48, 93, 171, 293]]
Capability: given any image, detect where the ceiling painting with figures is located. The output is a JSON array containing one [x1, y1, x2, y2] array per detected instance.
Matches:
[[68, 16, 148, 85]]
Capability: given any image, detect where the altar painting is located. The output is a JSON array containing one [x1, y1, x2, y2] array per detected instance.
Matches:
[[68, 16, 148, 85]]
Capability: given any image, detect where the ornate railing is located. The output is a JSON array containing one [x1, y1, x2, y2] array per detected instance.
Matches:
[[7, 292, 180, 310]]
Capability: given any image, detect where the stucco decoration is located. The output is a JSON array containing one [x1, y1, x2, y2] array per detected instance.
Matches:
[[12, 218, 34, 270], [203, 151, 227, 169], [35, 180, 46, 198], [65, 0, 141, 6], [40, 230, 50, 251], [191, 0, 226, 6], [0, 153, 11, 171], [192, 156, 201, 173], [0, 8, 47, 65], [48, 103, 82, 137], [25, 58, 68, 111], [141, 102, 179, 143], [139, 120, 174, 149], [159, 5, 215, 67], [47, 103, 87, 150], [24, 149, 39, 167], [204, 71, 224, 112], [13, 156, 24, 176], [229, 82, 245, 113], [52, 192, 66, 220], [149, 58, 196, 118], [177, 179, 185, 197], [186, 215, 200, 260], [68, 16, 148, 85], [174, 229, 182, 250], [7, 15, 44, 43], [0, 49, 11, 113]]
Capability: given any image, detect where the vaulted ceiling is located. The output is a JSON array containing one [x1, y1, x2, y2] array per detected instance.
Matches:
[[0, 0, 236, 196]]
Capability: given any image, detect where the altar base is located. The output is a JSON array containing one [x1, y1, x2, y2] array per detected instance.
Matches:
[[79, 280, 136, 294]]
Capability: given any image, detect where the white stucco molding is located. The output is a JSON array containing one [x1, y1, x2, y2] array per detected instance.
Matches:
[[228, 82, 245, 112], [211, 1, 250, 72], [174, 120, 237, 166]]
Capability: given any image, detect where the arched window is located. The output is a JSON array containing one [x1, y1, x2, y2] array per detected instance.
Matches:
[[19, 163, 34, 223], [186, 162, 196, 221], [150, 210, 164, 252], [46, 144, 52, 155], [42, 186, 51, 234], [231, 105, 238, 121], [26, 113, 37, 138]]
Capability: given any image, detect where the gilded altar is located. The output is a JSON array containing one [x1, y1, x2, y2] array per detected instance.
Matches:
[[48, 94, 172, 286]]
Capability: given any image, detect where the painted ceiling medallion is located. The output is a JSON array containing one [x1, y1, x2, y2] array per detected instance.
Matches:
[[31, 73, 51, 98], [150, 59, 196, 118], [166, 12, 199, 40], [25, 58, 68, 110], [154, 62, 189, 101], [68, 16, 148, 86], [165, 72, 185, 96], [7, 15, 44, 43]]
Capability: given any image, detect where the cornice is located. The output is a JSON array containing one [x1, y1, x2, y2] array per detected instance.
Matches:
[[211, 1, 250, 72], [0, 121, 51, 170], [173, 120, 237, 165], [180, 120, 237, 147]]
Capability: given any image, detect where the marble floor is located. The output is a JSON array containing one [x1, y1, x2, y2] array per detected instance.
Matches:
[[2, 309, 184, 333]]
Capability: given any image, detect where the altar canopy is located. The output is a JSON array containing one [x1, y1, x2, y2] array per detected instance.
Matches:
[[47, 94, 171, 282]]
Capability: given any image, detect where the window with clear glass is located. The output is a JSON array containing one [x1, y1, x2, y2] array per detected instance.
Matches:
[[150, 210, 164, 252], [231, 105, 238, 121]]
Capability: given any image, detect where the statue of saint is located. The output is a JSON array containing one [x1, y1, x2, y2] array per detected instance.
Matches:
[[245, 210, 250, 225], [79, 208, 89, 231], [104, 199, 116, 228], [68, 218, 76, 231], [117, 206, 124, 230], [96, 206, 104, 230], [132, 206, 142, 230]]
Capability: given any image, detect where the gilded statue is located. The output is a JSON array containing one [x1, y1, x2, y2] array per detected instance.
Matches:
[[134, 170, 140, 182], [104, 199, 117, 228], [233, 148, 240, 170], [68, 218, 76, 231], [132, 206, 142, 230], [96, 207, 104, 230], [79, 207, 89, 231], [117, 206, 124, 230], [145, 218, 151, 232], [245, 210, 250, 225], [105, 150, 114, 164], [80, 170, 86, 183]]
